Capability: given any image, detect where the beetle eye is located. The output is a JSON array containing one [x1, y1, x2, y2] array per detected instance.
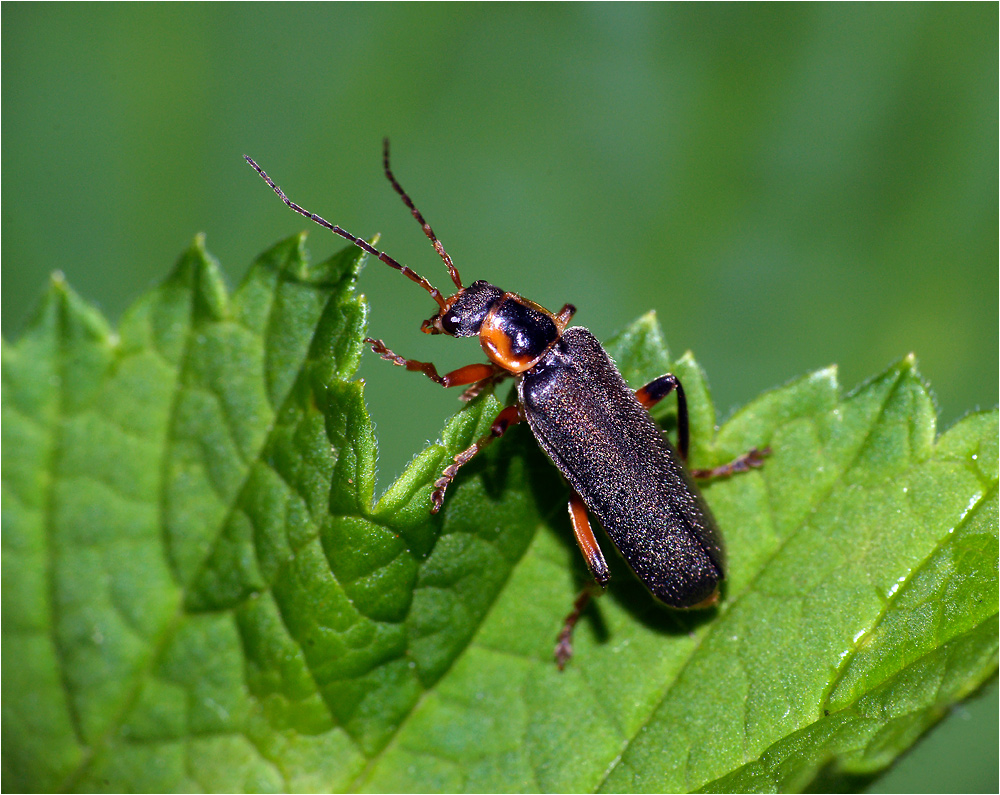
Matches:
[[440, 311, 461, 335]]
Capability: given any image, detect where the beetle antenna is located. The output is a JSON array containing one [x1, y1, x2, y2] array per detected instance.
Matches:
[[244, 155, 449, 311], [382, 139, 464, 291]]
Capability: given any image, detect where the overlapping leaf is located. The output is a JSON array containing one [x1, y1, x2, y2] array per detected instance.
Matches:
[[3, 239, 996, 792]]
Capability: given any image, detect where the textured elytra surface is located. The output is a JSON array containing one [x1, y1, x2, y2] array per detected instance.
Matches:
[[2, 237, 996, 792]]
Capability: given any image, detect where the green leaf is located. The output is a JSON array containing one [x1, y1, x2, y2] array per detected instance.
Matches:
[[3, 239, 996, 792]]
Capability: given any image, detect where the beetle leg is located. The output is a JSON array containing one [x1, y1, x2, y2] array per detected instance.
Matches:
[[555, 583, 601, 671], [459, 368, 510, 402], [430, 403, 523, 512], [691, 446, 770, 480], [367, 338, 497, 388], [567, 490, 610, 586], [634, 373, 690, 460], [554, 492, 609, 669], [554, 303, 576, 330], [637, 374, 770, 476]]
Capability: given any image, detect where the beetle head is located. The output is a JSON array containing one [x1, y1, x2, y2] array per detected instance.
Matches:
[[421, 280, 504, 337]]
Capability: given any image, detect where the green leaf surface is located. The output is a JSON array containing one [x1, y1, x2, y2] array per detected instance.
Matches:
[[3, 239, 996, 792]]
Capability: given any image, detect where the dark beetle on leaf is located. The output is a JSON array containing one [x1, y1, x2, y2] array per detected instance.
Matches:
[[245, 143, 767, 668]]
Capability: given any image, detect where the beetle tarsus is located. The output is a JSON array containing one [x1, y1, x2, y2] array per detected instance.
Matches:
[[554, 629, 573, 671], [555, 583, 600, 670], [430, 459, 467, 511], [367, 338, 501, 391], [430, 484, 447, 514], [365, 337, 447, 386], [691, 446, 770, 480]]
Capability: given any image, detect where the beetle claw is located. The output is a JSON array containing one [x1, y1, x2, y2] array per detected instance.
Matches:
[[554, 630, 574, 671]]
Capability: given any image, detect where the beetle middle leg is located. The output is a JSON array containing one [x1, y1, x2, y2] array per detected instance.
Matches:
[[554, 303, 576, 330], [459, 370, 510, 402], [430, 403, 523, 513]]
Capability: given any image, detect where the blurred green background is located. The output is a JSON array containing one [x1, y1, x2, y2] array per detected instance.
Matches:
[[3, 4, 996, 791]]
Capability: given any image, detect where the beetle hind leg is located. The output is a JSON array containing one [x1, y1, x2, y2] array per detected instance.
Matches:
[[567, 490, 609, 585], [634, 373, 690, 459], [636, 373, 771, 476], [691, 446, 770, 480], [555, 581, 602, 670], [555, 491, 609, 670]]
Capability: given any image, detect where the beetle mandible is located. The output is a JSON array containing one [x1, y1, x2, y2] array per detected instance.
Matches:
[[245, 142, 767, 668]]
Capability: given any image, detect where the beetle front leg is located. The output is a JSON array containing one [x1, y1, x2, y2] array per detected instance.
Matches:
[[430, 403, 523, 512], [367, 337, 499, 388]]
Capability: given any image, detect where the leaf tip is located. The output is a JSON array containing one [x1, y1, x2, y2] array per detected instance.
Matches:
[[676, 349, 697, 366], [168, 236, 229, 321], [35, 269, 115, 345]]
